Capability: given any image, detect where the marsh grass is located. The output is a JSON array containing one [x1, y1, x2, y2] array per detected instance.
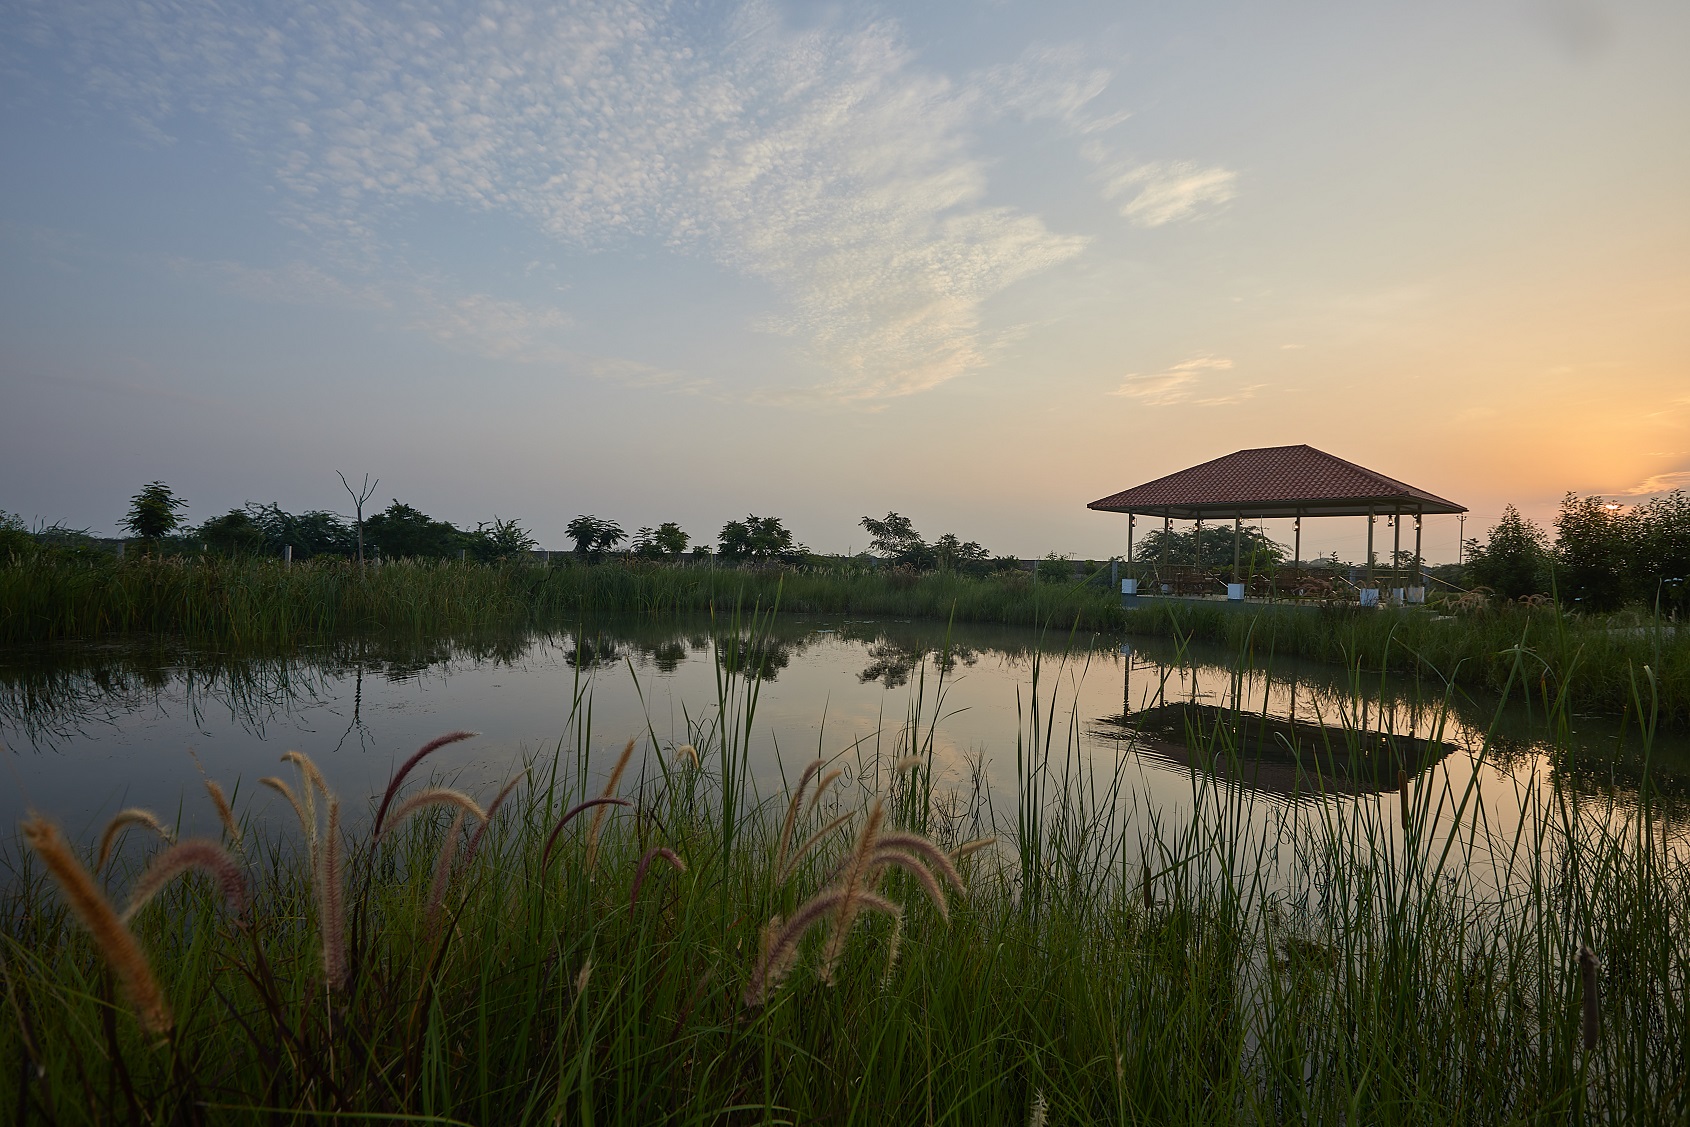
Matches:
[[0, 554, 1121, 647], [1, 611, 1687, 1124], [7, 552, 1688, 724]]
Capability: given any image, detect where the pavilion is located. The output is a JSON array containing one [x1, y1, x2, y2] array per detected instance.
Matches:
[[1087, 444, 1466, 602]]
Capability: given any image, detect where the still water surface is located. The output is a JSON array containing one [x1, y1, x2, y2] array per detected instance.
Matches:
[[3, 616, 1684, 857]]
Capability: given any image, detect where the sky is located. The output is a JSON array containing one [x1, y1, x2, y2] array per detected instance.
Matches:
[[2, 0, 1686, 563]]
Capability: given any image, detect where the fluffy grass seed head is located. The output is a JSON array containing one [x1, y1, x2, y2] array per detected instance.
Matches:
[[951, 836, 997, 863], [203, 779, 241, 848], [259, 776, 309, 845], [464, 774, 524, 862], [806, 768, 844, 813], [424, 811, 466, 937], [22, 814, 172, 1036], [630, 846, 686, 912], [378, 787, 487, 841], [744, 887, 902, 1006], [585, 739, 637, 871], [818, 799, 888, 982], [320, 797, 347, 991], [280, 750, 328, 854], [121, 839, 248, 924], [373, 730, 478, 838], [96, 808, 175, 871], [776, 758, 826, 874]]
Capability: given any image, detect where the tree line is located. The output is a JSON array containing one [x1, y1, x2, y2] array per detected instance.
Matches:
[[11, 479, 1683, 615], [1464, 492, 1689, 614], [2, 483, 1010, 574]]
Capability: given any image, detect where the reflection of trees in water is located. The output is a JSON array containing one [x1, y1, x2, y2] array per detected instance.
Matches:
[[0, 631, 538, 752], [0, 645, 335, 751], [712, 636, 795, 682], [565, 635, 622, 670], [857, 640, 979, 689]]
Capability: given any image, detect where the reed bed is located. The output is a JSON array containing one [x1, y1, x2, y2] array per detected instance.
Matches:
[[2, 615, 1685, 1124], [0, 554, 1122, 647], [6, 553, 1688, 721], [1120, 599, 1690, 725]]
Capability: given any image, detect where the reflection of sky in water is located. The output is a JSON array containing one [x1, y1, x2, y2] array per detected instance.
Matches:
[[2, 619, 1685, 885]]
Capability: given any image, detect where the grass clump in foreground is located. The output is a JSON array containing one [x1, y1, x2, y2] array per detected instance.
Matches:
[[3, 622, 1688, 1124]]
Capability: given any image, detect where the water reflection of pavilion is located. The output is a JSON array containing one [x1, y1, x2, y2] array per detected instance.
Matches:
[[1099, 641, 1464, 799]]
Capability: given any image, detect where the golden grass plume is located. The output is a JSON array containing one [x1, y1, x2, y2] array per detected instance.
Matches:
[[378, 787, 487, 841], [96, 808, 175, 871], [585, 739, 636, 871], [775, 759, 825, 875], [121, 839, 248, 924], [203, 779, 241, 848], [22, 815, 172, 1036], [320, 797, 346, 991], [373, 730, 478, 838]]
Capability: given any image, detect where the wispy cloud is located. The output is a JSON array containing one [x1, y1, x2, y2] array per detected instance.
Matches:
[[972, 47, 1237, 231], [1097, 159, 1238, 227], [27, 1, 1094, 400], [1109, 356, 1243, 406], [1620, 470, 1690, 496]]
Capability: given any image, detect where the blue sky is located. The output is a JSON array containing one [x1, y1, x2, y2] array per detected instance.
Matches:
[[3, 0, 1686, 561]]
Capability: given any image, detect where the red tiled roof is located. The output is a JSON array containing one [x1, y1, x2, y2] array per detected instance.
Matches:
[[1087, 445, 1465, 519]]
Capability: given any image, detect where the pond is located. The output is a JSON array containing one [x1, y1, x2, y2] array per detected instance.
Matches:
[[3, 615, 1685, 873]]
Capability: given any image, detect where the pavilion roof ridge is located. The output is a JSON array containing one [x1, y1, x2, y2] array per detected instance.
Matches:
[[1087, 444, 1466, 520]]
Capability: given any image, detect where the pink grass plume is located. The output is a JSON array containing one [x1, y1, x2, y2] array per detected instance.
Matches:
[[372, 731, 477, 838]]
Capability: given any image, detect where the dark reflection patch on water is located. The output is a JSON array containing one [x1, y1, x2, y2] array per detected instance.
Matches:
[[1, 617, 1686, 842]]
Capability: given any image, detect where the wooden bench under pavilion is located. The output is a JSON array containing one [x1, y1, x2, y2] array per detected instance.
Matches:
[[1087, 444, 1466, 604]]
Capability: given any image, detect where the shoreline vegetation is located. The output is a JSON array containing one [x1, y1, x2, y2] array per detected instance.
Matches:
[[3, 621, 1684, 1123], [1, 553, 1686, 724]]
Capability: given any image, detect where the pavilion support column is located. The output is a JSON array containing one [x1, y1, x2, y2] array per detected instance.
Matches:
[[1366, 509, 1376, 584], [1127, 514, 1135, 582], [1392, 510, 1402, 592], [1161, 512, 1171, 578], [1414, 511, 1424, 588], [1232, 516, 1242, 584], [1293, 515, 1302, 568], [1195, 517, 1203, 572]]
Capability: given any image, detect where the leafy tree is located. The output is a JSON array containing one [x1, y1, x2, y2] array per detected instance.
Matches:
[[364, 501, 465, 559], [122, 482, 187, 542], [470, 516, 537, 562], [1632, 490, 1690, 615], [0, 510, 33, 559], [653, 522, 690, 555], [245, 504, 356, 558], [1132, 526, 1287, 570], [566, 515, 627, 560], [718, 515, 804, 562], [196, 509, 267, 556], [860, 512, 989, 571], [1466, 505, 1549, 600], [861, 512, 926, 563], [1555, 494, 1632, 611], [631, 522, 690, 560], [1557, 490, 1690, 614], [933, 533, 989, 570]]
